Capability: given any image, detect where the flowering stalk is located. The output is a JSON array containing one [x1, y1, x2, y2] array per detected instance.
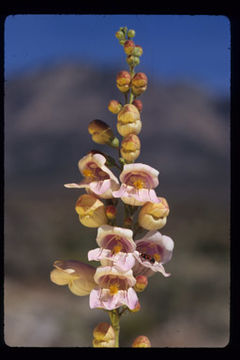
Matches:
[[50, 26, 175, 348], [108, 309, 120, 347]]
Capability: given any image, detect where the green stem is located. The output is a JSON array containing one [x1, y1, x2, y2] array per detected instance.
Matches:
[[108, 309, 120, 347]]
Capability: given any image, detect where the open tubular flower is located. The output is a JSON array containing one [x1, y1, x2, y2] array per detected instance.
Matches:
[[116, 70, 131, 93], [88, 225, 136, 272], [133, 231, 174, 277], [75, 194, 108, 228], [138, 197, 170, 230], [88, 119, 119, 148], [64, 152, 120, 199], [112, 163, 160, 206], [120, 134, 141, 163], [117, 104, 142, 137], [89, 266, 138, 310], [50, 260, 97, 296], [92, 322, 115, 348]]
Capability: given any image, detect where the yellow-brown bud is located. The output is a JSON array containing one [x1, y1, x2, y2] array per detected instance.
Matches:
[[131, 72, 148, 96], [108, 100, 122, 114], [138, 197, 170, 230], [124, 40, 135, 55], [117, 120, 142, 137], [116, 70, 131, 93], [120, 134, 141, 162], [129, 301, 141, 312], [123, 216, 133, 228], [132, 335, 151, 348], [93, 322, 115, 348], [117, 104, 140, 124], [75, 194, 108, 228], [88, 119, 119, 148], [105, 204, 117, 220], [132, 99, 143, 112], [117, 104, 142, 137], [134, 275, 148, 292]]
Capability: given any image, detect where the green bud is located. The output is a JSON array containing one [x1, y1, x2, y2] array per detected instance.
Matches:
[[126, 55, 140, 66], [132, 46, 143, 57], [127, 29, 135, 38], [119, 39, 126, 46], [110, 137, 120, 148], [115, 30, 125, 40]]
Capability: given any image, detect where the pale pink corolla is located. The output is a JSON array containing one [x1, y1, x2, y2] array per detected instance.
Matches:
[[112, 163, 160, 206], [133, 231, 174, 277], [89, 266, 138, 310], [88, 225, 136, 272], [64, 152, 120, 199]]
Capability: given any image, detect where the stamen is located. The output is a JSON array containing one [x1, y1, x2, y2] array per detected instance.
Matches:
[[112, 241, 123, 254], [153, 253, 161, 262], [133, 179, 144, 189], [83, 168, 94, 178], [109, 283, 119, 295]]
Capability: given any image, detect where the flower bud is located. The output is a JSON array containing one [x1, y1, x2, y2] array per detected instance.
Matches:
[[117, 120, 142, 137], [132, 45, 143, 57], [134, 275, 148, 292], [138, 197, 170, 230], [117, 104, 140, 124], [115, 30, 125, 40], [124, 40, 135, 55], [108, 100, 122, 114], [132, 335, 151, 348], [117, 104, 142, 137], [88, 119, 119, 148], [131, 72, 148, 96], [120, 134, 141, 162], [105, 204, 117, 220], [126, 55, 140, 67], [123, 216, 133, 228], [116, 70, 131, 93], [132, 99, 143, 112], [129, 301, 141, 312], [75, 194, 108, 228], [93, 322, 115, 348], [127, 29, 135, 38]]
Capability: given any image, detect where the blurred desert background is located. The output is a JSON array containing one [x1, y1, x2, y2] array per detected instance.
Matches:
[[4, 59, 230, 347]]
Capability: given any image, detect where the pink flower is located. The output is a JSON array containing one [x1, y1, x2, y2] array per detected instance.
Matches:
[[133, 231, 174, 277], [112, 163, 160, 206], [88, 225, 136, 272], [89, 266, 138, 310], [64, 152, 120, 199]]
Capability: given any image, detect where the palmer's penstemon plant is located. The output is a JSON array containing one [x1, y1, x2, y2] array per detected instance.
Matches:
[[50, 26, 174, 348]]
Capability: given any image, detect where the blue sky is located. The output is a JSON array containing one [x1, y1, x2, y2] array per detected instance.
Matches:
[[4, 14, 230, 96]]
